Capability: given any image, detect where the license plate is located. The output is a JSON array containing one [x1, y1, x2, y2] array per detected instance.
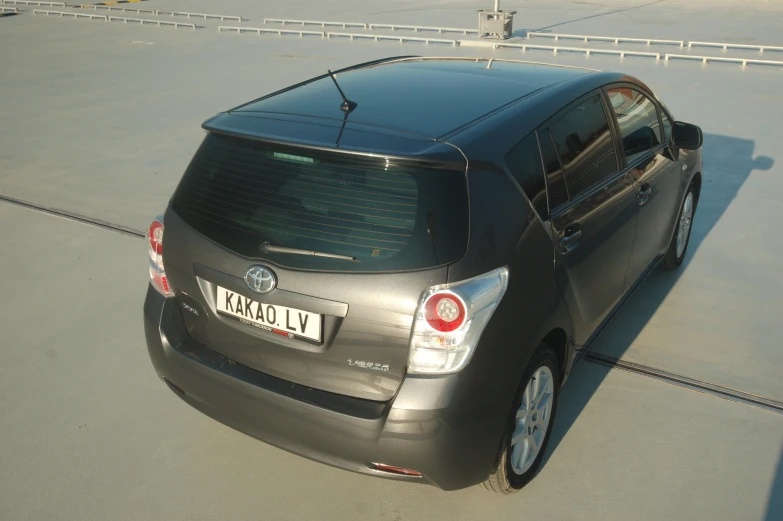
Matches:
[[216, 286, 322, 342]]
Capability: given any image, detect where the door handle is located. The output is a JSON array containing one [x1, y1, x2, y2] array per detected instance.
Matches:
[[559, 229, 583, 254], [638, 184, 652, 206]]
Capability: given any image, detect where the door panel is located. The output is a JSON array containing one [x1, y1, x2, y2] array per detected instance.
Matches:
[[542, 91, 638, 346], [551, 173, 638, 345], [604, 85, 683, 286], [624, 148, 682, 286]]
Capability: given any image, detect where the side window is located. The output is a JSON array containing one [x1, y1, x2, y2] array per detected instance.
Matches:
[[661, 110, 673, 143], [606, 87, 662, 164], [549, 94, 619, 198], [538, 130, 569, 211], [505, 133, 548, 220]]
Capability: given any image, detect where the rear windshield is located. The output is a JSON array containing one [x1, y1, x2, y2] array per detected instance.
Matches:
[[171, 133, 469, 272]]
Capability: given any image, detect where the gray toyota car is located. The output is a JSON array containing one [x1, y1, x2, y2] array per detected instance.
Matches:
[[143, 56, 703, 493]]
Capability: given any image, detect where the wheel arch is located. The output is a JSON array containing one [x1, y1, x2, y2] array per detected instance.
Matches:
[[540, 327, 571, 383], [691, 170, 702, 206]]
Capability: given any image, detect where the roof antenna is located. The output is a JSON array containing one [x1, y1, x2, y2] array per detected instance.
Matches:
[[327, 70, 357, 113]]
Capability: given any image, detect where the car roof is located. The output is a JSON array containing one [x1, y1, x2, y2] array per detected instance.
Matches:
[[230, 57, 598, 139]]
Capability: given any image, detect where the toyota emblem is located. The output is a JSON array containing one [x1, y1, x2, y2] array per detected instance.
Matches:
[[244, 266, 277, 294]]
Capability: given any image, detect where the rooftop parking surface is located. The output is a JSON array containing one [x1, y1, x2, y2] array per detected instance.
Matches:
[[2, 1, 783, 519]]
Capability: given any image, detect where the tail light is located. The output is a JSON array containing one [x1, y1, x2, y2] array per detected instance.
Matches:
[[408, 267, 509, 374], [147, 215, 174, 297]]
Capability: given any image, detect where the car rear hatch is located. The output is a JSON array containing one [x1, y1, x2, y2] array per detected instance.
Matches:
[[161, 117, 468, 402]]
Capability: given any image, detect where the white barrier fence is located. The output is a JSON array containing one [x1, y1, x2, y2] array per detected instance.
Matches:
[[496, 42, 661, 59], [664, 54, 783, 67], [79, 5, 241, 21], [687, 41, 783, 53], [263, 17, 477, 34], [264, 17, 366, 29], [327, 31, 458, 45], [107, 16, 196, 29], [527, 31, 684, 47], [368, 22, 477, 35], [32, 9, 198, 28], [219, 26, 459, 45], [1, 0, 64, 5], [219, 26, 325, 37], [33, 9, 107, 20]]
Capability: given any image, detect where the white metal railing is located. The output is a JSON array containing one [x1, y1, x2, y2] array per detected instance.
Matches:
[[157, 10, 241, 22], [527, 31, 684, 47], [107, 16, 196, 29], [664, 54, 783, 67], [264, 17, 367, 29], [368, 22, 477, 35], [79, 5, 241, 21], [525, 33, 783, 55], [326, 31, 458, 45], [1, 0, 64, 5], [687, 41, 783, 53], [219, 26, 324, 37], [1, 6, 19, 11], [496, 42, 660, 59], [219, 26, 459, 45], [82, 6, 160, 15], [263, 17, 478, 34], [33, 9, 107, 20]]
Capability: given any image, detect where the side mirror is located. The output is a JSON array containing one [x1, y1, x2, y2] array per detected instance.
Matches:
[[672, 121, 703, 150]]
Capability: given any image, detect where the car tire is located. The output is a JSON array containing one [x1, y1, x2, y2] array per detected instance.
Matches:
[[662, 184, 697, 271], [484, 345, 561, 494]]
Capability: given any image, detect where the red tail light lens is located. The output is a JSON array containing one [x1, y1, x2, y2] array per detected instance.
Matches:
[[146, 215, 174, 297], [148, 220, 164, 255], [423, 292, 466, 332]]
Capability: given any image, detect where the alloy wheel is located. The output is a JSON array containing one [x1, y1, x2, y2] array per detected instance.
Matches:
[[510, 366, 554, 475]]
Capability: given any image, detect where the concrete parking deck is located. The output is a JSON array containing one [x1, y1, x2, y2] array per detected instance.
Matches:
[[2, 1, 783, 520]]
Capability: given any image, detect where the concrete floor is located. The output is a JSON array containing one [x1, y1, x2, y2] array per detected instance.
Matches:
[[2, 1, 783, 519]]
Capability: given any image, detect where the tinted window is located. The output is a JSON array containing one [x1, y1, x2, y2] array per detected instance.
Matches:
[[505, 133, 548, 219], [172, 133, 469, 272], [606, 87, 662, 164], [538, 130, 569, 210], [549, 94, 618, 198]]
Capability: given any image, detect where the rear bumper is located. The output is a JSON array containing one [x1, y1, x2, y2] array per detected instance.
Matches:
[[143, 285, 508, 490]]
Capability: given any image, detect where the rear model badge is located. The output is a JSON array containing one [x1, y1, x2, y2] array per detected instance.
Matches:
[[348, 359, 390, 372], [181, 302, 199, 316], [245, 265, 277, 294]]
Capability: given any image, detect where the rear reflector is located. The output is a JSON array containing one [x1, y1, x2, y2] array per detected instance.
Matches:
[[370, 463, 422, 477]]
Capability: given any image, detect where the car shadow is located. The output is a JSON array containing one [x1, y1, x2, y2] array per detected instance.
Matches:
[[765, 447, 783, 520], [543, 133, 773, 466]]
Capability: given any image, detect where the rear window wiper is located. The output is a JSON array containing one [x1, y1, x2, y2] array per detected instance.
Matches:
[[260, 242, 356, 261]]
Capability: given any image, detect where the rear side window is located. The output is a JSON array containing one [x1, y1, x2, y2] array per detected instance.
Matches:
[[606, 87, 662, 164], [549, 94, 618, 198], [172, 133, 469, 272], [505, 133, 548, 219]]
